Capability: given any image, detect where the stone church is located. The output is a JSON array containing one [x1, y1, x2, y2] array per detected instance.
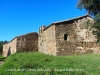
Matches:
[[3, 15, 100, 57]]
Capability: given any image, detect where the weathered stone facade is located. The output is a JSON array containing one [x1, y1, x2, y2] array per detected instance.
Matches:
[[38, 25, 57, 55], [3, 15, 100, 57], [3, 38, 17, 57], [3, 32, 38, 57], [38, 15, 97, 56]]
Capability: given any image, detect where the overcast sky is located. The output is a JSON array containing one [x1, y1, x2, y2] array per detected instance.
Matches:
[[0, 0, 86, 41]]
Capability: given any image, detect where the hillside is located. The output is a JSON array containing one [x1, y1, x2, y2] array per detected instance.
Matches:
[[0, 52, 100, 75]]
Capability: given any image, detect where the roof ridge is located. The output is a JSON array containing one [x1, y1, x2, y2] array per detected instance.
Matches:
[[43, 14, 92, 31], [52, 14, 91, 24]]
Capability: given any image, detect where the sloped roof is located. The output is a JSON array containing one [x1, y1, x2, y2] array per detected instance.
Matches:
[[43, 15, 92, 31], [52, 14, 92, 24]]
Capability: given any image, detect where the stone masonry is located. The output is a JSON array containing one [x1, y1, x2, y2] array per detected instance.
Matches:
[[3, 38, 17, 57], [38, 15, 98, 56], [3, 15, 100, 57], [3, 32, 38, 57]]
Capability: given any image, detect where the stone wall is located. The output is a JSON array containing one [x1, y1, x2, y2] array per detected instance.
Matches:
[[38, 25, 57, 55], [3, 38, 17, 57], [55, 23, 76, 55], [93, 43, 100, 54], [38, 15, 97, 56], [3, 15, 99, 57], [17, 32, 38, 52], [55, 16, 97, 55], [3, 32, 38, 57]]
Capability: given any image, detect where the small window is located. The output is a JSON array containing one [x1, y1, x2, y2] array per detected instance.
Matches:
[[64, 34, 68, 40]]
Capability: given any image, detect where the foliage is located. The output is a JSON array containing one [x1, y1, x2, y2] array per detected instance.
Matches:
[[77, 0, 100, 42], [93, 13, 100, 42], [80, 19, 93, 30], [0, 52, 100, 75], [77, 0, 100, 16]]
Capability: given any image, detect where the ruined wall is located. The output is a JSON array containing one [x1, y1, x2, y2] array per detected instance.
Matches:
[[17, 32, 38, 52], [3, 32, 38, 57], [38, 25, 57, 55], [2, 38, 17, 57], [55, 17, 97, 55]]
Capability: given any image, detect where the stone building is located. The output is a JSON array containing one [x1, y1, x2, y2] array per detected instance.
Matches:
[[3, 32, 38, 57], [38, 15, 97, 56], [3, 15, 99, 57]]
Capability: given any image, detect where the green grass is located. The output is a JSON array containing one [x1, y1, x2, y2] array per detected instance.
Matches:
[[0, 55, 4, 58], [0, 52, 100, 75], [0, 55, 6, 61]]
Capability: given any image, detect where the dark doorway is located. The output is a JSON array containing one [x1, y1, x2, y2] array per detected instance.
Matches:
[[7, 47, 11, 56]]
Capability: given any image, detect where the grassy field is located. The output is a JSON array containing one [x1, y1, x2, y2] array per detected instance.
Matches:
[[0, 55, 6, 61], [0, 52, 100, 75], [0, 55, 5, 58]]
